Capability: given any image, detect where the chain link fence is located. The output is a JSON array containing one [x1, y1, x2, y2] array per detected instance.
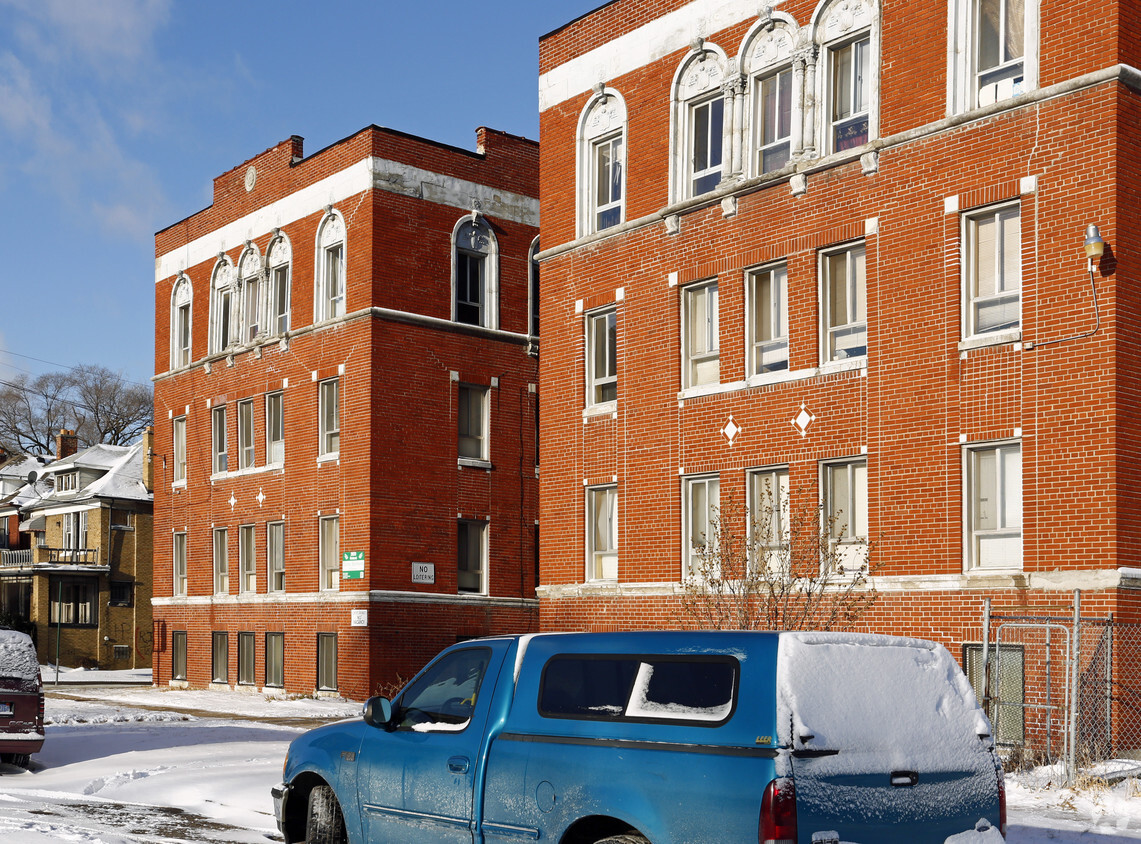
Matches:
[[977, 596, 1141, 785]]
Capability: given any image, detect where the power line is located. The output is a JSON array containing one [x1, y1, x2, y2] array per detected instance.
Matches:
[[0, 349, 152, 390]]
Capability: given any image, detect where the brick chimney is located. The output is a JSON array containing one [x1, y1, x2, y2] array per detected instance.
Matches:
[[55, 429, 78, 460], [142, 426, 154, 494]]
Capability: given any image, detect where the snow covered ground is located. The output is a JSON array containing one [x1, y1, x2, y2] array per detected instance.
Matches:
[[0, 666, 1138, 842]]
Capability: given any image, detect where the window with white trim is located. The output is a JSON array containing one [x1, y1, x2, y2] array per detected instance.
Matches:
[[457, 519, 486, 594], [267, 235, 291, 335], [964, 203, 1021, 337], [586, 308, 617, 407], [315, 213, 346, 322], [265, 632, 284, 688], [755, 67, 793, 173], [239, 246, 262, 342], [672, 48, 727, 201], [683, 280, 719, 388], [453, 218, 498, 328], [319, 515, 339, 591], [749, 467, 789, 573], [458, 384, 489, 462], [213, 527, 229, 594], [173, 416, 186, 484], [171, 275, 192, 369], [267, 521, 285, 592], [579, 91, 627, 235], [239, 524, 256, 593], [822, 458, 868, 573], [317, 633, 337, 691], [173, 532, 187, 597], [209, 258, 237, 354], [212, 405, 228, 474], [829, 35, 871, 152], [172, 631, 187, 681], [682, 474, 720, 577], [238, 631, 255, 685], [821, 243, 867, 363], [319, 378, 339, 458], [966, 441, 1022, 570], [212, 632, 228, 684], [238, 399, 254, 470], [587, 485, 618, 581], [266, 391, 284, 465], [748, 264, 788, 376]]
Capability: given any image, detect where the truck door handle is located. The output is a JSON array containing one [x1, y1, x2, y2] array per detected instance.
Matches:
[[891, 770, 919, 787], [448, 756, 470, 774]]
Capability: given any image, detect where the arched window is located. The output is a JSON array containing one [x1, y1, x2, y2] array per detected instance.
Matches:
[[315, 211, 346, 323], [671, 44, 729, 202], [266, 233, 292, 335], [812, 0, 880, 154], [577, 89, 627, 236], [238, 245, 263, 343], [170, 274, 193, 370], [209, 257, 237, 355], [740, 14, 799, 174], [452, 215, 499, 329]]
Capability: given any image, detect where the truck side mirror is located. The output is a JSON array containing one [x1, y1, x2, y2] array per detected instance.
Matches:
[[363, 696, 394, 729]]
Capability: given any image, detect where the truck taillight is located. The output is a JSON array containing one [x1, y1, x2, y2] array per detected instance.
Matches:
[[997, 766, 1007, 838], [759, 777, 797, 844], [38, 691, 44, 728]]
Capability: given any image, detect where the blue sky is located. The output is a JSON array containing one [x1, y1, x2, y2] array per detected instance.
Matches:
[[0, 0, 602, 388]]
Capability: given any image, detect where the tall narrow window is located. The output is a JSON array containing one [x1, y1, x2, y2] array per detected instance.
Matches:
[[756, 68, 792, 172], [822, 244, 867, 362], [588, 485, 618, 581], [966, 442, 1022, 570], [267, 521, 285, 592], [213, 528, 229, 594], [172, 631, 187, 681], [749, 467, 790, 573], [458, 385, 489, 462], [749, 265, 788, 375], [268, 236, 292, 335], [210, 259, 237, 354], [319, 378, 339, 457], [172, 417, 187, 483], [578, 90, 628, 235], [454, 219, 497, 328], [831, 35, 871, 151], [593, 135, 624, 231], [172, 275, 192, 369], [316, 213, 346, 322], [529, 238, 541, 336], [212, 405, 228, 474], [212, 632, 228, 684], [238, 399, 255, 470], [173, 532, 187, 597], [683, 281, 719, 388], [266, 391, 284, 465], [239, 524, 256, 593], [587, 308, 617, 407], [457, 519, 486, 594], [317, 633, 337, 691], [673, 49, 727, 202], [965, 203, 1021, 337], [238, 632, 255, 686], [823, 459, 868, 573], [265, 632, 284, 688], [239, 247, 262, 342], [319, 515, 340, 591], [690, 96, 724, 195], [682, 475, 720, 577], [976, 0, 1025, 104]]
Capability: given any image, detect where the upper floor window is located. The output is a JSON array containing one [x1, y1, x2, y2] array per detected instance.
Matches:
[[822, 458, 868, 573], [587, 484, 618, 581], [749, 467, 789, 573], [756, 67, 793, 172], [453, 217, 499, 329], [586, 308, 617, 408], [319, 378, 340, 458], [964, 203, 1021, 337], [529, 238, 541, 336], [458, 384, 489, 463], [173, 416, 187, 484], [966, 441, 1022, 570], [213, 527, 229, 594], [672, 47, 727, 201], [238, 246, 263, 342], [579, 90, 627, 235], [266, 391, 284, 465], [267, 521, 285, 592], [239, 524, 256, 593], [237, 398, 255, 470], [315, 212, 346, 322], [209, 257, 237, 354], [748, 264, 789, 376], [211, 404, 228, 474], [682, 280, 719, 389], [829, 35, 871, 152], [267, 234, 291, 335], [171, 275, 192, 369], [976, 0, 1026, 104], [173, 532, 187, 597], [319, 515, 340, 591], [815, 0, 878, 154], [821, 243, 867, 363], [457, 519, 487, 594], [682, 474, 720, 578], [741, 14, 798, 175]]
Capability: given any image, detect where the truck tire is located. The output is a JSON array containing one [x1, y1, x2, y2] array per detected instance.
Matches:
[[305, 784, 347, 844], [0, 753, 30, 768], [595, 836, 651, 844]]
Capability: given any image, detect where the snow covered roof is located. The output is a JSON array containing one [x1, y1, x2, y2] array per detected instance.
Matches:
[[0, 453, 47, 481], [26, 439, 151, 510], [39, 444, 132, 474]]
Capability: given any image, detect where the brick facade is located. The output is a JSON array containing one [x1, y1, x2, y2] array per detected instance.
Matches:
[[152, 126, 539, 700]]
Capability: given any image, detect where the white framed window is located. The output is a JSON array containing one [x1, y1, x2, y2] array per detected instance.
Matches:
[[172, 416, 187, 484], [238, 399, 255, 470], [267, 235, 291, 335], [265, 632, 284, 688], [212, 632, 228, 684], [755, 67, 793, 173], [821, 243, 867, 363], [964, 203, 1021, 337], [239, 246, 262, 342], [453, 217, 499, 328], [586, 308, 617, 407], [458, 384, 489, 462], [671, 47, 727, 202], [822, 458, 868, 573], [578, 90, 627, 235], [951, 0, 1036, 110], [814, 0, 878, 155], [830, 35, 871, 152], [173, 532, 187, 597], [965, 441, 1022, 570], [319, 515, 340, 591], [213, 527, 229, 594], [238, 631, 255, 685], [690, 94, 725, 195], [209, 258, 237, 354], [315, 212, 346, 322], [266, 391, 284, 465], [239, 524, 256, 593], [457, 519, 487, 594], [212, 405, 228, 474], [587, 485, 618, 581], [749, 467, 789, 572], [319, 378, 339, 458], [317, 632, 337, 691], [172, 631, 187, 680], [682, 280, 719, 388], [171, 274, 192, 369], [267, 521, 285, 592], [682, 474, 720, 577], [748, 264, 788, 376]]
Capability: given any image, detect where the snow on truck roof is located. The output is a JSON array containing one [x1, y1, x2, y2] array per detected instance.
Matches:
[[0, 630, 41, 681]]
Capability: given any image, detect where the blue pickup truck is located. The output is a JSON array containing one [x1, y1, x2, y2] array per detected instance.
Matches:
[[273, 631, 1006, 844]]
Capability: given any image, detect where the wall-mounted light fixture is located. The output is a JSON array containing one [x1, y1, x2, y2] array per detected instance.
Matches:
[[1028, 224, 1104, 350], [1084, 224, 1105, 269]]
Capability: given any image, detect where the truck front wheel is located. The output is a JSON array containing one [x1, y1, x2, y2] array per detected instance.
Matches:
[[305, 784, 347, 844], [595, 836, 650, 844]]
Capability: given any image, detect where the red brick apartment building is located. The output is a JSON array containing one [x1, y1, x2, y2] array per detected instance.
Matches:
[[536, 0, 1141, 753], [151, 127, 540, 700]]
